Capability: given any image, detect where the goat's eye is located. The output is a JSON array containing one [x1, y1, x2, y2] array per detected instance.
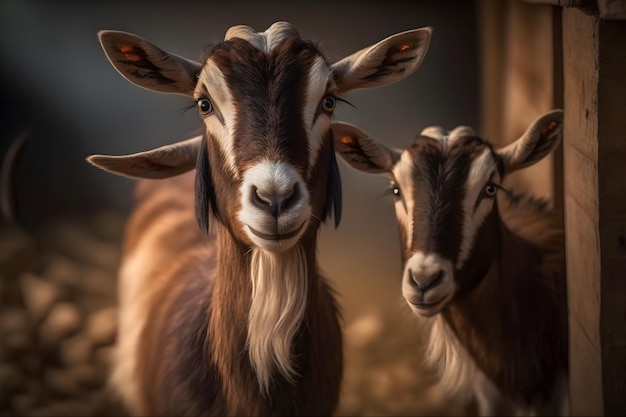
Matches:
[[392, 184, 401, 198], [484, 182, 497, 197], [322, 96, 336, 112], [197, 98, 213, 115]]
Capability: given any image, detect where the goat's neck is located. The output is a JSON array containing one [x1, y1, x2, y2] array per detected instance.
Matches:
[[442, 204, 566, 404]]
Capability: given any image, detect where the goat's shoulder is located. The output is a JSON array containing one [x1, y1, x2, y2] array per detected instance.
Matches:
[[136, 246, 221, 414], [499, 190, 563, 259]]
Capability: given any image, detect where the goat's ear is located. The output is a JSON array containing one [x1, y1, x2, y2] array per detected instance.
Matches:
[[98, 30, 201, 96], [87, 136, 203, 179], [331, 27, 432, 93], [331, 122, 400, 173], [497, 109, 564, 174]]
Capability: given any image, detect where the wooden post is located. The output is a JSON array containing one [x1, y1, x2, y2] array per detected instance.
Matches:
[[562, 7, 626, 416], [478, 0, 559, 204]]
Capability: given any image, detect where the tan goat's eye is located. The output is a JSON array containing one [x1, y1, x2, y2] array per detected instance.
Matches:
[[197, 98, 213, 115], [484, 182, 498, 197], [322, 96, 336, 112]]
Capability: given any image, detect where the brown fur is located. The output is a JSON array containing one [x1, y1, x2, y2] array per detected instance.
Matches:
[[123, 172, 342, 416], [443, 190, 567, 410]]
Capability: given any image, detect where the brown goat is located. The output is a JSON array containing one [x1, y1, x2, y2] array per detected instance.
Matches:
[[331, 110, 568, 415], [87, 22, 432, 416]]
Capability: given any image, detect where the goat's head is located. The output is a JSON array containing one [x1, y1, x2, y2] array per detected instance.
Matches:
[[88, 22, 432, 254], [332, 110, 563, 317]]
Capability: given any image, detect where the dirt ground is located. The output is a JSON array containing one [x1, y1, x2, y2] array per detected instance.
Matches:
[[0, 211, 468, 416]]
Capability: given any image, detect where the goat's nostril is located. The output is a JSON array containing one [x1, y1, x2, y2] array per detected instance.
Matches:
[[252, 184, 301, 217], [252, 187, 270, 207], [424, 269, 444, 291], [281, 184, 300, 212], [408, 269, 421, 289]]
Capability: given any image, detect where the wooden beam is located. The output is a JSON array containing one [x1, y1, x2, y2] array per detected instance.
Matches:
[[563, 6, 626, 415]]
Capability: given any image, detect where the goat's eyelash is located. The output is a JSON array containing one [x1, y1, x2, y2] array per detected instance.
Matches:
[[493, 183, 509, 194], [181, 100, 198, 115], [335, 96, 356, 110]]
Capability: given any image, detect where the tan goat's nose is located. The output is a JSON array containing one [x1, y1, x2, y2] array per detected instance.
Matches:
[[408, 268, 445, 292], [251, 183, 301, 217]]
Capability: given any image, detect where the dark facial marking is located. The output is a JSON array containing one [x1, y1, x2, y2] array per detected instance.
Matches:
[[207, 38, 321, 171], [323, 132, 342, 228], [194, 136, 219, 234], [408, 135, 489, 262]]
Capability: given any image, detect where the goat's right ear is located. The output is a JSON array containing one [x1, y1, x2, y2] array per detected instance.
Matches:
[[331, 122, 400, 173], [331, 27, 432, 93], [87, 135, 203, 179], [497, 109, 564, 174], [98, 30, 202, 96]]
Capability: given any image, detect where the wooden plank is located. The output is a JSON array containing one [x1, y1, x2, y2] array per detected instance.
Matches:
[[596, 12, 626, 416], [562, 7, 604, 415], [564, 6, 626, 415], [478, 0, 507, 143], [564, 194, 601, 351], [602, 345, 626, 413], [479, 0, 557, 202], [552, 7, 565, 210], [502, 0, 556, 201], [569, 314, 604, 416]]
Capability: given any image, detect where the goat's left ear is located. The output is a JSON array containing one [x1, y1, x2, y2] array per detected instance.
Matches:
[[497, 109, 564, 174], [331, 122, 400, 173], [87, 135, 203, 179], [331, 27, 432, 93], [98, 30, 202, 96]]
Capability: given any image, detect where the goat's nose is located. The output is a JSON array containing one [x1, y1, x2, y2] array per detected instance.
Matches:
[[251, 184, 301, 217], [408, 268, 445, 292]]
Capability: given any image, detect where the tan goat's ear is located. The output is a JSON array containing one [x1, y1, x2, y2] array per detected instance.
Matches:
[[87, 136, 203, 179], [497, 109, 564, 174], [331, 27, 432, 93], [98, 30, 201, 96], [331, 122, 400, 173]]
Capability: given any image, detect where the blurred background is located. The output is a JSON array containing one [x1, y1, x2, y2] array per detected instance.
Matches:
[[0, 0, 563, 416]]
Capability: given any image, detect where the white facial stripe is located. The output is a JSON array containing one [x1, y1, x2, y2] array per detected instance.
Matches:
[[456, 148, 498, 269], [392, 151, 417, 250], [305, 57, 333, 172], [197, 62, 238, 177]]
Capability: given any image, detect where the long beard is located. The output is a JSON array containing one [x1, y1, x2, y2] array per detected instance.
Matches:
[[247, 244, 308, 394]]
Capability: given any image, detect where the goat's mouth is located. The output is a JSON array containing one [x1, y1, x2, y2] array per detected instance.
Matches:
[[405, 293, 451, 317], [247, 221, 305, 242], [409, 299, 444, 309]]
